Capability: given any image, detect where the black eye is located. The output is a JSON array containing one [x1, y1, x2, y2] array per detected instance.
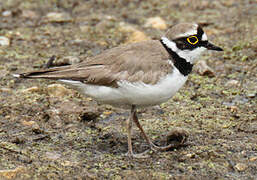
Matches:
[[187, 36, 198, 45]]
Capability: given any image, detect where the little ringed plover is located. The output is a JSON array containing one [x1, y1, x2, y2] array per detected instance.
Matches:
[[13, 23, 223, 158]]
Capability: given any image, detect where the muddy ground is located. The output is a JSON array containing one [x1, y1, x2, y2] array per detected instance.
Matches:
[[0, 0, 256, 179]]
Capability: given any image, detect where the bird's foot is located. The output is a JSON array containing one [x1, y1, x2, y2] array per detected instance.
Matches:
[[149, 143, 174, 152], [125, 150, 150, 159]]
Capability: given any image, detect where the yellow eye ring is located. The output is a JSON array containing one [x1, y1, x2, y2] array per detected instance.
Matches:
[[187, 36, 199, 45]]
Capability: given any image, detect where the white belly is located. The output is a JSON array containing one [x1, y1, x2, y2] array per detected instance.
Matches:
[[59, 68, 187, 107]]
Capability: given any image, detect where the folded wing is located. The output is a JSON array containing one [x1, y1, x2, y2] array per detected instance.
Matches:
[[17, 40, 172, 87]]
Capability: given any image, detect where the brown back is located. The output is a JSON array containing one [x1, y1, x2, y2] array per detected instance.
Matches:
[[21, 40, 173, 87]]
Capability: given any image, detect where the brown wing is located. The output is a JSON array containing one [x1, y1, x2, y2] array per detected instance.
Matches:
[[19, 40, 172, 87]]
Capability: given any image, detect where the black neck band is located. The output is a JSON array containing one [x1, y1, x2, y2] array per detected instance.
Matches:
[[160, 39, 193, 76]]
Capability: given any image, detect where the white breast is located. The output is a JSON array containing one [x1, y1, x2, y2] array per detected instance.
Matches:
[[59, 67, 187, 107]]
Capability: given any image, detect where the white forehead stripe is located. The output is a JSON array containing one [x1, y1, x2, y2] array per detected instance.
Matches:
[[178, 29, 197, 38], [202, 33, 208, 41], [177, 24, 198, 37]]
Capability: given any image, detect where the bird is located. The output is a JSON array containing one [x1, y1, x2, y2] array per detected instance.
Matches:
[[13, 23, 223, 158]]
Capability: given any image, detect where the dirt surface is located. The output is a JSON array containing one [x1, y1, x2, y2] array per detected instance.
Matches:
[[0, 0, 256, 179]]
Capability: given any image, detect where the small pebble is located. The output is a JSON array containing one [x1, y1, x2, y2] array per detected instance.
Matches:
[[195, 60, 215, 77], [126, 30, 150, 44], [22, 120, 41, 133], [22, 120, 37, 127], [214, 61, 226, 74], [47, 84, 71, 97], [2, 10, 12, 17], [44, 12, 72, 23], [0, 70, 8, 78], [185, 153, 195, 158], [103, 111, 112, 115], [80, 25, 90, 32], [232, 95, 248, 104], [166, 127, 189, 145], [21, 10, 38, 19], [229, 106, 238, 113], [249, 156, 257, 162], [45, 152, 61, 160], [145, 17, 167, 30], [119, 23, 137, 33], [55, 56, 81, 66], [0, 36, 10, 46], [0, 88, 11, 93], [246, 93, 256, 98], [61, 160, 78, 166], [119, 23, 150, 44], [234, 163, 247, 171], [0, 166, 26, 179], [225, 80, 240, 87], [22, 86, 40, 93], [222, 0, 237, 7]]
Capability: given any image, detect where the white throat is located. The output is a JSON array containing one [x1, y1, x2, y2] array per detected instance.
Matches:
[[161, 37, 206, 64]]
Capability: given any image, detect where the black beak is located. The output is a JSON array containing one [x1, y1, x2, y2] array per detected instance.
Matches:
[[205, 41, 223, 51]]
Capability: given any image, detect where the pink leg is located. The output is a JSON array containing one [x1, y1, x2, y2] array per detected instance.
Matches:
[[125, 105, 150, 158], [132, 106, 177, 151]]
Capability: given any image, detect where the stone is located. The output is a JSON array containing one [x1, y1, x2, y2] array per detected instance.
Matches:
[[21, 120, 41, 133], [249, 156, 257, 162], [185, 153, 195, 158], [61, 160, 78, 166], [0, 88, 11, 93], [103, 111, 112, 115], [54, 56, 81, 66], [145, 17, 167, 30], [45, 151, 61, 160], [44, 12, 72, 23], [195, 60, 215, 77], [234, 163, 247, 171], [21, 10, 38, 19], [214, 61, 226, 74], [204, 28, 220, 36], [0, 36, 10, 46], [22, 86, 40, 93], [0, 70, 8, 78], [56, 100, 84, 114], [229, 106, 238, 113], [225, 80, 240, 87], [119, 23, 137, 33], [0, 166, 26, 179], [126, 30, 150, 44], [166, 128, 189, 146], [22, 120, 37, 127], [80, 25, 90, 32], [2, 10, 12, 17], [119, 23, 150, 44], [47, 84, 71, 97], [246, 93, 256, 98], [222, 0, 237, 7]]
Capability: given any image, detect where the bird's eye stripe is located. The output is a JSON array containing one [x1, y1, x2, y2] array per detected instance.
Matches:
[[187, 36, 198, 45]]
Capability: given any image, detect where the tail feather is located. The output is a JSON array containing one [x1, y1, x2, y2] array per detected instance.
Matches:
[[12, 63, 115, 86], [12, 67, 71, 80]]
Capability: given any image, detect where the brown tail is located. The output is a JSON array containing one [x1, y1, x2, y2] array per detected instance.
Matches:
[[12, 66, 72, 80]]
